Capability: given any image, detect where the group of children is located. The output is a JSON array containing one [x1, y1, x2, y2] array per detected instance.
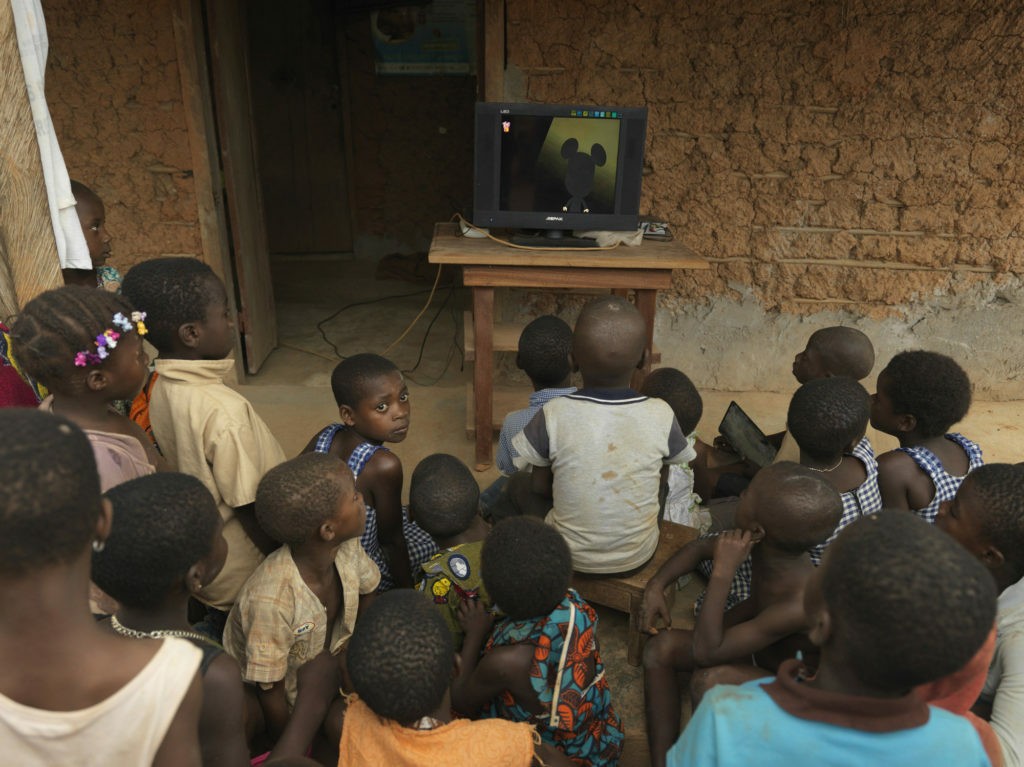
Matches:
[[0, 211, 1020, 766]]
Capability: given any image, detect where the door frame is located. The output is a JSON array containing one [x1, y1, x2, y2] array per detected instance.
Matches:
[[172, 0, 278, 377]]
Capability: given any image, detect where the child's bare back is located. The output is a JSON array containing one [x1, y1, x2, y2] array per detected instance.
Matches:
[[641, 463, 843, 767], [871, 351, 982, 521]]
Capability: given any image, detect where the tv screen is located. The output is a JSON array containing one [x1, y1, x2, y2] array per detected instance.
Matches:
[[473, 102, 648, 235]]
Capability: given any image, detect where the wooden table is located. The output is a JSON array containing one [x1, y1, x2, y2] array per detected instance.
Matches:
[[427, 222, 709, 468]]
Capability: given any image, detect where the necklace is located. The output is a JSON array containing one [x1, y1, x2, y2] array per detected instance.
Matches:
[[111, 615, 219, 646], [807, 456, 843, 473]]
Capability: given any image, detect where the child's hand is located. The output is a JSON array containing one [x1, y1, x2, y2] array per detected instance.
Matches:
[[711, 529, 756, 574], [712, 435, 733, 452], [639, 585, 672, 635], [457, 597, 494, 639]]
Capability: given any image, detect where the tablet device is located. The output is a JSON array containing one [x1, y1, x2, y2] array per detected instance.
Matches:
[[718, 401, 778, 469]]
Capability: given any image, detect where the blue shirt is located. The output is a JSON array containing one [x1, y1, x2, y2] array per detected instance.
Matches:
[[669, 663, 990, 767], [495, 386, 576, 475]]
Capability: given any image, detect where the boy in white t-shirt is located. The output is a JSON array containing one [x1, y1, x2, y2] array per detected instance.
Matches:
[[513, 296, 694, 573]]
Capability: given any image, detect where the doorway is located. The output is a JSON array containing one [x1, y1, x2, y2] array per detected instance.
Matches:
[[246, 0, 354, 256], [197, 0, 475, 377]]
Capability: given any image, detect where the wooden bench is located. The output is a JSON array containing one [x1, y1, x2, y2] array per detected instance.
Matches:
[[571, 520, 699, 666]]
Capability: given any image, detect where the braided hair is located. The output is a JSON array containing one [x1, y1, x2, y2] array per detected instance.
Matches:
[[10, 286, 138, 391]]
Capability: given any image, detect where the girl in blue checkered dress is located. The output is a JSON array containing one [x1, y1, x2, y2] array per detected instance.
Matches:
[[302, 354, 437, 590], [695, 376, 883, 613], [872, 351, 984, 522]]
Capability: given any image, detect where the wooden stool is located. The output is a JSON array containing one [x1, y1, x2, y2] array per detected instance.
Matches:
[[571, 520, 699, 666]]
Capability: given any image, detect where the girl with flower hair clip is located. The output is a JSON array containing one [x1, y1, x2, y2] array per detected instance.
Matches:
[[11, 285, 164, 494], [12, 286, 164, 615]]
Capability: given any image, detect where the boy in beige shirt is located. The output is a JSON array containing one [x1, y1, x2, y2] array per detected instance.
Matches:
[[122, 258, 285, 620], [225, 454, 379, 749]]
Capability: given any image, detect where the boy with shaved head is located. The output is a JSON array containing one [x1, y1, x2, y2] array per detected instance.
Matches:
[[791, 326, 875, 384], [641, 462, 843, 766], [512, 295, 695, 573], [696, 325, 877, 501], [669, 511, 996, 767]]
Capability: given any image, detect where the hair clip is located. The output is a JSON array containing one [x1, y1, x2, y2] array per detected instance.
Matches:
[[73, 311, 148, 367]]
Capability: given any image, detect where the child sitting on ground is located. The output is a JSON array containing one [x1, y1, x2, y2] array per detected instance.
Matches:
[[11, 286, 160, 491], [340, 589, 572, 767], [787, 376, 882, 563], [484, 314, 576, 519], [224, 453, 379, 751], [872, 350, 983, 521], [496, 315, 575, 477], [0, 410, 203, 765], [13, 287, 157, 620], [70, 180, 122, 292], [452, 516, 624, 766], [512, 295, 694, 573], [693, 377, 882, 618], [92, 472, 250, 767], [122, 257, 286, 624], [668, 511, 997, 766], [696, 325, 876, 499], [640, 366, 708, 530], [303, 353, 436, 590], [937, 464, 1024, 767], [411, 453, 493, 649], [641, 462, 843, 767]]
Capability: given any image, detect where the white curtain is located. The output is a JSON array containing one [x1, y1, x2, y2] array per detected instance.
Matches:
[[10, 0, 90, 270]]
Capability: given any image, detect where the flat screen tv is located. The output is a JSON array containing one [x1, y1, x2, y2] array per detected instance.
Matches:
[[473, 102, 648, 245]]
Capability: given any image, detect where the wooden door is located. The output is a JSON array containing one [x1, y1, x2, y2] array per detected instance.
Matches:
[[246, 0, 353, 254], [204, 0, 277, 373]]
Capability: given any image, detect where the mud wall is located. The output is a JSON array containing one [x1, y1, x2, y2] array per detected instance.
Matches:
[[42, 0, 477, 267], [43, 0, 201, 273], [503, 0, 1024, 397]]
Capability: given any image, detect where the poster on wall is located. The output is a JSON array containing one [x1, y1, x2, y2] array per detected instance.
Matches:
[[372, 0, 476, 75]]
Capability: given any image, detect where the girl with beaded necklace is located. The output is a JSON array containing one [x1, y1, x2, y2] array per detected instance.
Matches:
[[94, 472, 344, 766], [0, 410, 204, 766], [11, 285, 162, 490], [92, 472, 250, 766]]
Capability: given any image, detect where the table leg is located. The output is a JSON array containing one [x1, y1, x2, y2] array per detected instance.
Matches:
[[472, 286, 495, 469], [632, 288, 657, 390]]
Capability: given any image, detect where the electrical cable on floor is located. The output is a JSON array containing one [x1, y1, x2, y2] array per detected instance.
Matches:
[[308, 267, 464, 386], [402, 280, 456, 382], [381, 262, 444, 355], [277, 342, 342, 362], [314, 287, 436, 360], [403, 339, 460, 387]]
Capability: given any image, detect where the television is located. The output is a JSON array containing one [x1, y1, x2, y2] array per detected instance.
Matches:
[[473, 102, 648, 246]]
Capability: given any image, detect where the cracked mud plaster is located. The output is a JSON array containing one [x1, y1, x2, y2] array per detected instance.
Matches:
[[506, 1, 1024, 316], [44, 0, 202, 273]]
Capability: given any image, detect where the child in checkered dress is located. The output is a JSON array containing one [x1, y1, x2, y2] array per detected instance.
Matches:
[[872, 351, 984, 522], [303, 354, 436, 590], [787, 377, 882, 563], [694, 377, 882, 614]]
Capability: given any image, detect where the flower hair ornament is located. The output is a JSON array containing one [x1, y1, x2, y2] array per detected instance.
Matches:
[[74, 311, 148, 367]]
